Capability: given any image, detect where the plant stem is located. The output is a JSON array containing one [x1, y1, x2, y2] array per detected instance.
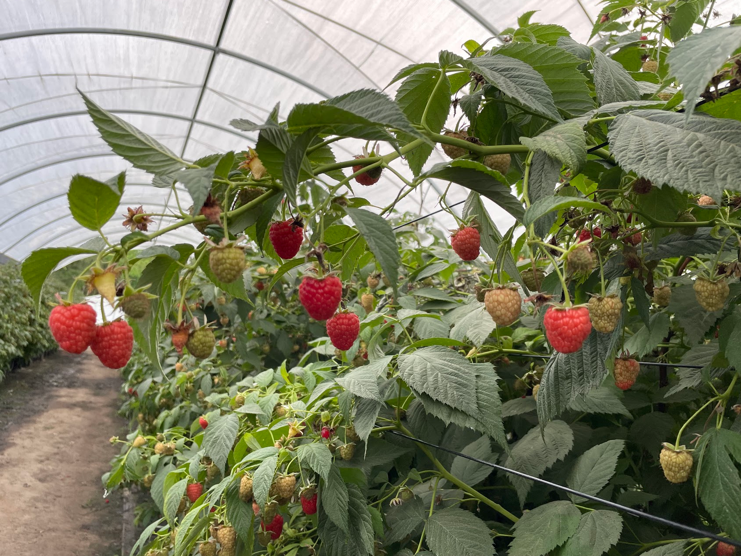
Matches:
[[421, 72, 446, 130], [674, 397, 719, 447], [416, 476, 441, 554]]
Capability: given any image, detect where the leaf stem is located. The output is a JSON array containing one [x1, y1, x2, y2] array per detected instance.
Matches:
[[674, 397, 719, 447], [421, 71, 447, 130], [416, 475, 441, 554]]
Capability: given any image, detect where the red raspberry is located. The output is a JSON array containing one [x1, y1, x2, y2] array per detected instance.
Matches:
[[260, 513, 284, 540], [352, 156, 382, 186], [543, 306, 592, 353], [269, 219, 304, 259], [91, 320, 134, 368], [299, 275, 342, 320], [255, 281, 265, 291], [578, 228, 602, 242], [326, 311, 360, 350], [186, 482, 203, 503], [623, 229, 642, 246], [450, 226, 480, 261], [614, 356, 640, 390], [321, 426, 331, 439], [717, 542, 736, 556], [48, 303, 97, 354], [199, 416, 208, 429], [300, 492, 318, 515]]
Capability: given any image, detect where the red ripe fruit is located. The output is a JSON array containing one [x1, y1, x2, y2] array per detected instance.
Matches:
[[543, 306, 592, 353], [326, 311, 360, 350], [269, 219, 304, 259], [199, 416, 209, 429], [91, 320, 134, 369], [300, 492, 318, 515], [299, 275, 342, 320], [252, 501, 260, 516], [614, 357, 640, 390], [717, 542, 736, 556], [48, 303, 97, 354], [450, 227, 480, 261], [255, 281, 265, 291], [352, 156, 383, 186], [186, 483, 203, 503], [623, 229, 642, 246], [260, 513, 284, 540], [321, 426, 331, 439], [578, 228, 602, 242]]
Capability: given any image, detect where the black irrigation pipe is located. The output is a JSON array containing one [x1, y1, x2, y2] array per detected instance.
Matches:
[[388, 430, 741, 549], [510, 352, 706, 370]]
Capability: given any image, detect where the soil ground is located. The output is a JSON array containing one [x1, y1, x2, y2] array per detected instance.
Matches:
[[0, 351, 126, 556]]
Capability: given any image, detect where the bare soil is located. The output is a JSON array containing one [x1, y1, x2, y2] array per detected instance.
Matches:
[[0, 351, 126, 556]]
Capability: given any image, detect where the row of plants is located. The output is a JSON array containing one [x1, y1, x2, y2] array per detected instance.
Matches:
[[21, 2, 741, 555]]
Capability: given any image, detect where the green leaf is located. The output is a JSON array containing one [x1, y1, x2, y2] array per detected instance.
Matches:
[[173, 164, 216, 216], [608, 110, 741, 200], [560, 510, 623, 556], [321, 464, 350, 534], [527, 151, 562, 238], [164, 478, 188, 526], [592, 49, 641, 106], [21, 246, 97, 310], [668, 26, 741, 118], [422, 160, 525, 221], [502, 396, 537, 418], [447, 300, 496, 347], [80, 89, 186, 174], [462, 55, 561, 122], [509, 501, 581, 556], [256, 125, 292, 178], [345, 208, 401, 294], [202, 413, 239, 474], [668, 283, 721, 344], [318, 483, 374, 556], [668, 0, 706, 42], [520, 121, 587, 172], [252, 454, 278, 509], [353, 397, 383, 446], [645, 229, 724, 261], [226, 479, 254, 545], [523, 196, 609, 228], [395, 68, 451, 175], [426, 507, 495, 556], [450, 435, 494, 486], [385, 496, 425, 544], [297, 442, 333, 481], [567, 440, 625, 502], [698, 429, 741, 540], [568, 387, 631, 417], [631, 277, 651, 328], [697, 89, 741, 121], [255, 192, 284, 251], [67, 174, 122, 231], [130, 517, 165, 556], [336, 366, 382, 401], [640, 543, 688, 556], [283, 129, 318, 207], [504, 421, 574, 505]]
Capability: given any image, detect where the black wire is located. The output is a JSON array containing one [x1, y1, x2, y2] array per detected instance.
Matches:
[[392, 200, 466, 230], [388, 430, 741, 549], [510, 352, 706, 369]]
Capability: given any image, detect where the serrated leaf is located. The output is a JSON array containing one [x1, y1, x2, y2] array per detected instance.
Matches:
[[336, 366, 382, 401], [509, 501, 581, 556], [608, 110, 741, 200], [640, 542, 688, 556], [345, 208, 400, 295], [173, 164, 216, 216], [426, 507, 495, 556], [624, 312, 671, 358], [80, 90, 186, 174], [255, 192, 284, 251], [632, 277, 651, 328], [450, 435, 494, 486], [592, 49, 641, 106], [353, 397, 383, 447], [628, 412, 676, 454], [463, 55, 561, 122], [21, 246, 97, 311], [567, 440, 625, 502], [527, 151, 561, 238], [448, 301, 496, 347], [698, 429, 741, 541], [297, 442, 333, 481], [568, 387, 631, 417], [319, 483, 374, 556], [523, 196, 609, 229], [668, 283, 721, 344], [520, 121, 587, 172], [502, 396, 537, 417], [252, 455, 278, 509], [646, 229, 724, 260], [67, 174, 122, 231], [164, 478, 188, 526], [560, 510, 623, 556], [226, 479, 254, 545], [130, 517, 165, 556], [668, 26, 741, 118], [283, 129, 318, 207], [321, 464, 350, 534], [202, 413, 239, 474], [385, 495, 425, 544]]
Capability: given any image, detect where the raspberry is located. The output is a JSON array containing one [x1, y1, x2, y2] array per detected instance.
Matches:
[[659, 444, 693, 483], [674, 213, 697, 236], [361, 293, 374, 313], [48, 303, 97, 354], [187, 328, 216, 359], [483, 153, 511, 174], [154, 442, 166, 455], [520, 267, 545, 291], [91, 320, 134, 369], [694, 278, 729, 311], [441, 131, 470, 158], [239, 475, 253, 502], [623, 246, 642, 270], [215, 526, 236, 555], [588, 294, 623, 333], [717, 542, 737, 556], [614, 356, 640, 390], [450, 226, 480, 261], [544, 306, 592, 353], [260, 514, 284, 541], [653, 285, 672, 307], [262, 500, 279, 524], [698, 195, 716, 207], [132, 436, 147, 448], [352, 156, 383, 186], [367, 274, 380, 289], [339, 443, 356, 460], [166, 322, 191, 354], [300, 490, 318, 515], [567, 245, 595, 278], [346, 425, 361, 442], [642, 59, 658, 72], [186, 483, 203, 503], [326, 311, 359, 350], [578, 228, 602, 242], [532, 384, 540, 401], [269, 219, 304, 259], [199, 416, 208, 429], [273, 474, 296, 502], [484, 286, 522, 326], [209, 245, 246, 283], [237, 186, 265, 207], [631, 177, 653, 195], [321, 426, 331, 439], [299, 275, 342, 320], [199, 542, 217, 556], [119, 293, 150, 320], [623, 229, 642, 246]]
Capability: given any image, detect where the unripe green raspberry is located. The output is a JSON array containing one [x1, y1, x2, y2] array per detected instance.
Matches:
[[186, 328, 216, 359], [588, 294, 623, 333], [209, 245, 246, 283], [659, 444, 693, 483], [694, 277, 729, 311], [653, 285, 672, 307]]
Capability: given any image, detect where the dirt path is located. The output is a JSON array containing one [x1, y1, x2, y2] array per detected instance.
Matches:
[[0, 351, 126, 556]]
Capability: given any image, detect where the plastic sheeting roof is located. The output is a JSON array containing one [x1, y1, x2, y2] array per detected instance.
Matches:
[[1, 0, 736, 261]]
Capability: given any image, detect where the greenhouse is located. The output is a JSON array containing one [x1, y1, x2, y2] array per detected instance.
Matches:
[[1, 0, 741, 555]]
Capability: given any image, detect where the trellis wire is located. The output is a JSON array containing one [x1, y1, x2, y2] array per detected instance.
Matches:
[[388, 430, 741, 549]]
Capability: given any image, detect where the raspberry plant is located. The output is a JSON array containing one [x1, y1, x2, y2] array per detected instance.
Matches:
[[19, 6, 741, 556]]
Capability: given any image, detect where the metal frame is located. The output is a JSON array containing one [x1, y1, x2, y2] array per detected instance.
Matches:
[[447, 0, 502, 39]]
